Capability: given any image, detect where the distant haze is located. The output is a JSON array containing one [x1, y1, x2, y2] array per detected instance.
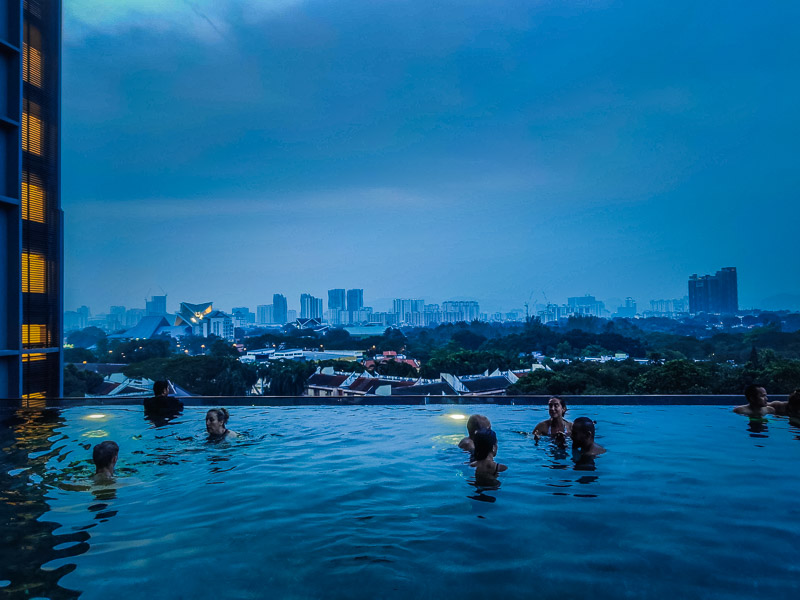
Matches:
[[62, 1, 800, 314]]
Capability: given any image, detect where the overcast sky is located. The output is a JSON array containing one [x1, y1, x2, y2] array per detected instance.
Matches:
[[62, 0, 800, 314]]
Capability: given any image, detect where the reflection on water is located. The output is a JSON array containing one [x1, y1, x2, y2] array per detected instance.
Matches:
[[0, 409, 83, 599], [747, 417, 769, 438]]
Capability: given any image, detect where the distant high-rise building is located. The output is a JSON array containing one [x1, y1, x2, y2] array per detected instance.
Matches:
[[146, 295, 167, 316], [329, 289, 346, 311], [567, 296, 606, 318], [615, 297, 637, 318], [300, 294, 323, 320], [688, 267, 738, 314], [232, 307, 255, 327], [347, 289, 364, 312], [1, 1, 63, 399], [125, 308, 146, 328], [273, 294, 288, 325], [287, 309, 297, 323], [441, 301, 481, 323], [257, 304, 273, 325]]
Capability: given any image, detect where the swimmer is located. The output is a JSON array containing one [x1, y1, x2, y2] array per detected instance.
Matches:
[[92, 440, 119, 482], [766, 389, 800, 417], [206, 408, 238, 440], [470, 428, 507, 485], [571, 417, 605, 458], [458, 414, 491, 453], [532, 397, 572, 444], [144, 380, 183, 415], [733, 385, 775, 416]]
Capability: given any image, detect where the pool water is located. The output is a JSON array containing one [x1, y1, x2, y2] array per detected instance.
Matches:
[[1, 405, 799, 600]]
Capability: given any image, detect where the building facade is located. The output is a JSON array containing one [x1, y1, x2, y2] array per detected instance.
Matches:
[[273, 294, 288, 325], [688, 267, 738, 314], [1, 0, 62, 400]]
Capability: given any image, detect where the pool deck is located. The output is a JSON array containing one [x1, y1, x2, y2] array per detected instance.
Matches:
[[0, 394, 790, 408]]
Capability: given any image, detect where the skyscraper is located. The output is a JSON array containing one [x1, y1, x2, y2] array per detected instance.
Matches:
[[300, 293, 323, 320], [688, 267, 738, 314], [347, 289, 363, 313], [1, 1, 62, 400], [273, 294, 288, 325], [328, 289, 346, 311]]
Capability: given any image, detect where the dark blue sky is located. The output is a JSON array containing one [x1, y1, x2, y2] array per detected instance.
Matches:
[[63, 1, 800, 314]]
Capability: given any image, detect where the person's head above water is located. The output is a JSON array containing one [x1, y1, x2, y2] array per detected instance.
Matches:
[[472, 428, 498, 461], [153, 380, 169, 397], [571, 417, 595, 448], [92, 440, 119, 474], [744, 384, 768, 408], [466, 414, 491, 438], [788, 389, 800, 417], [206, 408, 230, 436], [548, 397, 567, 420]]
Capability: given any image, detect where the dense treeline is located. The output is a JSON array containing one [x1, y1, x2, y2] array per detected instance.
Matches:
[[63, 312, 800, 396]]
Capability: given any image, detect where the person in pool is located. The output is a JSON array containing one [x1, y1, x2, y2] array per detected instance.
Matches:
[[532, 397, 572, 443], [766, 389, 800, 417], [571, 417, 605, 460], [458, 414, 491, 453], [92, 440, 119, 482], [144, 380, 183, 415], [470, 428, 507, 485], [206, 408, 238, 440], [733, 384, 775, 416]]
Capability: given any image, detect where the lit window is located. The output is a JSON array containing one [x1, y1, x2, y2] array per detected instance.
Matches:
[[22, 324, 49, 346], [22, 252, 46, 294], [23, 43, 43, 87], [22, 108, 43, 156], [22, 174, 46, 223], [22, 353, 46, 362]]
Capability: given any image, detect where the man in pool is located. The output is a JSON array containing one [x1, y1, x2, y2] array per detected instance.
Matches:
[[765, 389, 800, 417], [733, 385, 775, 416], [458, 414, 491, 454], [92, 440, 119, 482], [571, 417, 605, 470], [144, 380, 183, 415]]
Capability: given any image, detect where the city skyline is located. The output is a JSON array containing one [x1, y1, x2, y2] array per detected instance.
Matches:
[[62, 1, 800, 314]]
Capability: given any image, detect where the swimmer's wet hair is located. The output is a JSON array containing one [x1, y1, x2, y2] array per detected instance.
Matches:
[[744, 384, 763, 400], [92, 440, 119, 469], [788, 390, 800, 411], [207, 407, 229, 424], [466, 414, 491, 437], [153, 380, 169, 396], [472, 428, 497, 461], [572, 417, 595, 434]]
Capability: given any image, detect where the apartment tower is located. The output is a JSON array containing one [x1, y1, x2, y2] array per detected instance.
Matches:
[[1, 0, 62, 400]]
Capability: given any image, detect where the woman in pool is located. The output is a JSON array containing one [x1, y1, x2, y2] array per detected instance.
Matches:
[[532, 397, 572, 442], [470, 428, 507, 486], [206, 408, 238, 440]]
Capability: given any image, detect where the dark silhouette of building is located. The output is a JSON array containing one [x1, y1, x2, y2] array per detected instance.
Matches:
[[328, 289, 346, 311], [347, 289, 364, 312], [688, 267, 738, 314], [1, 1, 62, 400], [273, 294, 288, 325], [300, 293, 323, 320]]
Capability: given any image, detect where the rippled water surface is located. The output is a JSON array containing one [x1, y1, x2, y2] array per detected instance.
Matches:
[[1, 405, 799, 599]]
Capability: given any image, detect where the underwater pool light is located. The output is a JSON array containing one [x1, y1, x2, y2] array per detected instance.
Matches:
[[449, 414, 466, 420], [85, 414, 106, 420]]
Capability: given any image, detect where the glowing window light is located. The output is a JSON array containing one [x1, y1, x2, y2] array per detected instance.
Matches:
[[23, 42, 42, 87], [22, 353, 46, 363], [22, 110, 43, 156], [22, 252, 46, 294], [22, 324, 49, 346], [22, 175, 46, 223]]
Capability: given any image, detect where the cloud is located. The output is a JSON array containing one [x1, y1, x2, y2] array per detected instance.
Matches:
[[64, 0, 303, 43]]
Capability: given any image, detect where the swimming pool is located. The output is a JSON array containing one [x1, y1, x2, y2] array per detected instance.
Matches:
[[1, 405, 798, 599]]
